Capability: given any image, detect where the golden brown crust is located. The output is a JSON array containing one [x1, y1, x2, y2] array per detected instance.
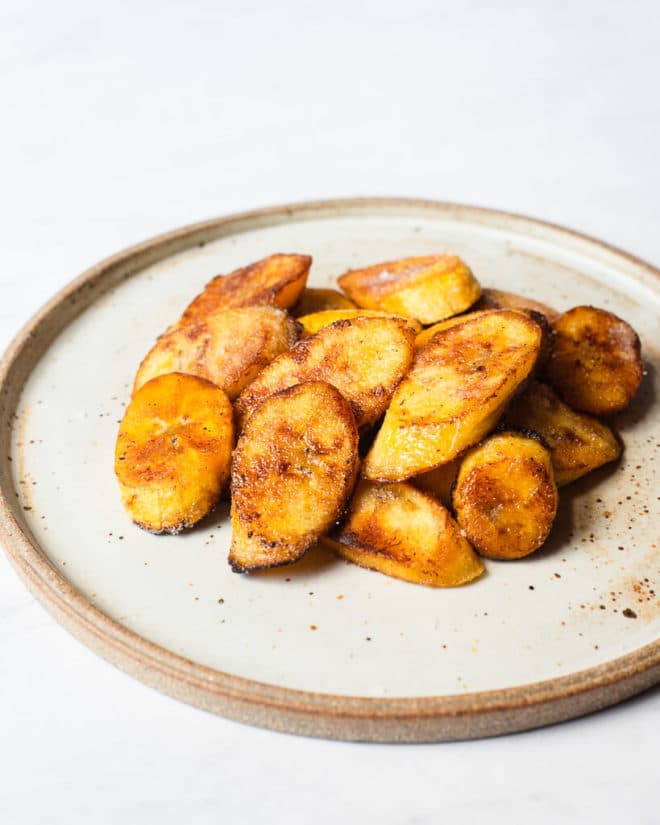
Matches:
[[325, 480, 483, 587], [229, 382, 359, 572], [292, 287, 356, 316], [414, 309, 495, 349], [115, 373, 234, 533], [362, 310, 542, 480], [544, 306, 643, 415], [416, 308, 553, 369], [504, 381, 622, 485], [235, 316, 416, 430], [177, 253, 311, 326], [337, 255, 481, 324], [453, 431, 558, 560], [133, 306, 300, 399]]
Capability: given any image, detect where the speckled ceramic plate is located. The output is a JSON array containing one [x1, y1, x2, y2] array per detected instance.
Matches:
[[0, 199, 658, 741]]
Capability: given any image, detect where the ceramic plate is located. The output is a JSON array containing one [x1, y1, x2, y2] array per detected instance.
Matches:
[[1, 199, 658, 742]]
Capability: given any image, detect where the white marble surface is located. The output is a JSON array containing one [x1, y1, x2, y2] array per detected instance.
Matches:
[[1, 1, 658, 823]]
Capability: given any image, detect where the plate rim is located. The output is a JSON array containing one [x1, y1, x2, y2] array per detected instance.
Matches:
[[1, 196, 658, 742]]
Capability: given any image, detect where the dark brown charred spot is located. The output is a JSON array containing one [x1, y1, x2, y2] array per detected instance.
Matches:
[[288, 338, 312, 364]]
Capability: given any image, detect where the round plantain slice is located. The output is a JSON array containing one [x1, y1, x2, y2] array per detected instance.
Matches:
[[229, 381, 359, 572], [292, 287, 356, 317], [544, 306, 643, 415], [115, 373, 234, 534], [298, 308, 422, 337], [234, 316, 416, 430], [324, 480, 483, 587], [177, 253, 311, 327], [337, 254, 481, 325], [453, 431, 558, 560], [133, 306, 300, 399]]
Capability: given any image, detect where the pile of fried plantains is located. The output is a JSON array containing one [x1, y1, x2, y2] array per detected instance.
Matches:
[[115, 252, 643, 587]]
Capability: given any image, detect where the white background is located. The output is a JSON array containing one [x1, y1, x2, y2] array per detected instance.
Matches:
[[1, 1, 659, 823]]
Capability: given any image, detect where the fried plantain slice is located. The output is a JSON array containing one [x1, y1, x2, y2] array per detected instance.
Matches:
[[362, 310, 542, 480], [324, 480, 483, 587], [337, 255, 481, 325], [235, 316, 416, 430], [115, 373, 234, 533], [475, 288, 560, 322], [298, 308, 421, 337], [504, 381, 622, 485], [292, 287, 356, 316], [544, 306, 643, 415], [229, 381, 359, 572], [177, 253, 311, 326], [133, 306, 299, 399], [453, 431, 558, 560]]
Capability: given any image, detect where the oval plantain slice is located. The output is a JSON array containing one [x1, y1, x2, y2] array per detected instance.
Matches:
[[177, 253, 311, 327], [234, 316, 416, 430], [362, 310, 542, 481], [229, 381, 359, 572], [298, 308, 422, 337], [452, 431, 558, 560], [115, 373, 234, 534], [504, 381, 622, 485], [292, 287, 356, 317], [474, 288, 560, 323], [324, 480, 483, 587], [133, 306, 300, 399], [544, 306, 643, 415], [337, 255, 481, 325]]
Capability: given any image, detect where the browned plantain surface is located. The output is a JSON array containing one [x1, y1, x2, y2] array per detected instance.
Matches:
[[133, 306, 299, 399], [362, 310, 542, 480], [292, 287, 356, 316], [504, 381, 622, 485], [298, 308, 421, 337], [235, 316, 416, 430], [544, 306, 643, 415], [324, 480, 483, 587], [414, 309, 497, 349], [453, 431, 558, 560], [177, 253, 311, 326], [337, 255, 481, 325], [229, 381, 359, 572], [475, 288, 560, 322], [115, 373, 234, 533], [412, 459, 461, 508], [417, 308, 553, 368]]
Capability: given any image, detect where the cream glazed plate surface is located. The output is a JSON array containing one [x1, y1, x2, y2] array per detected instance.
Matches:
[[0, 199, 658, 742]]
